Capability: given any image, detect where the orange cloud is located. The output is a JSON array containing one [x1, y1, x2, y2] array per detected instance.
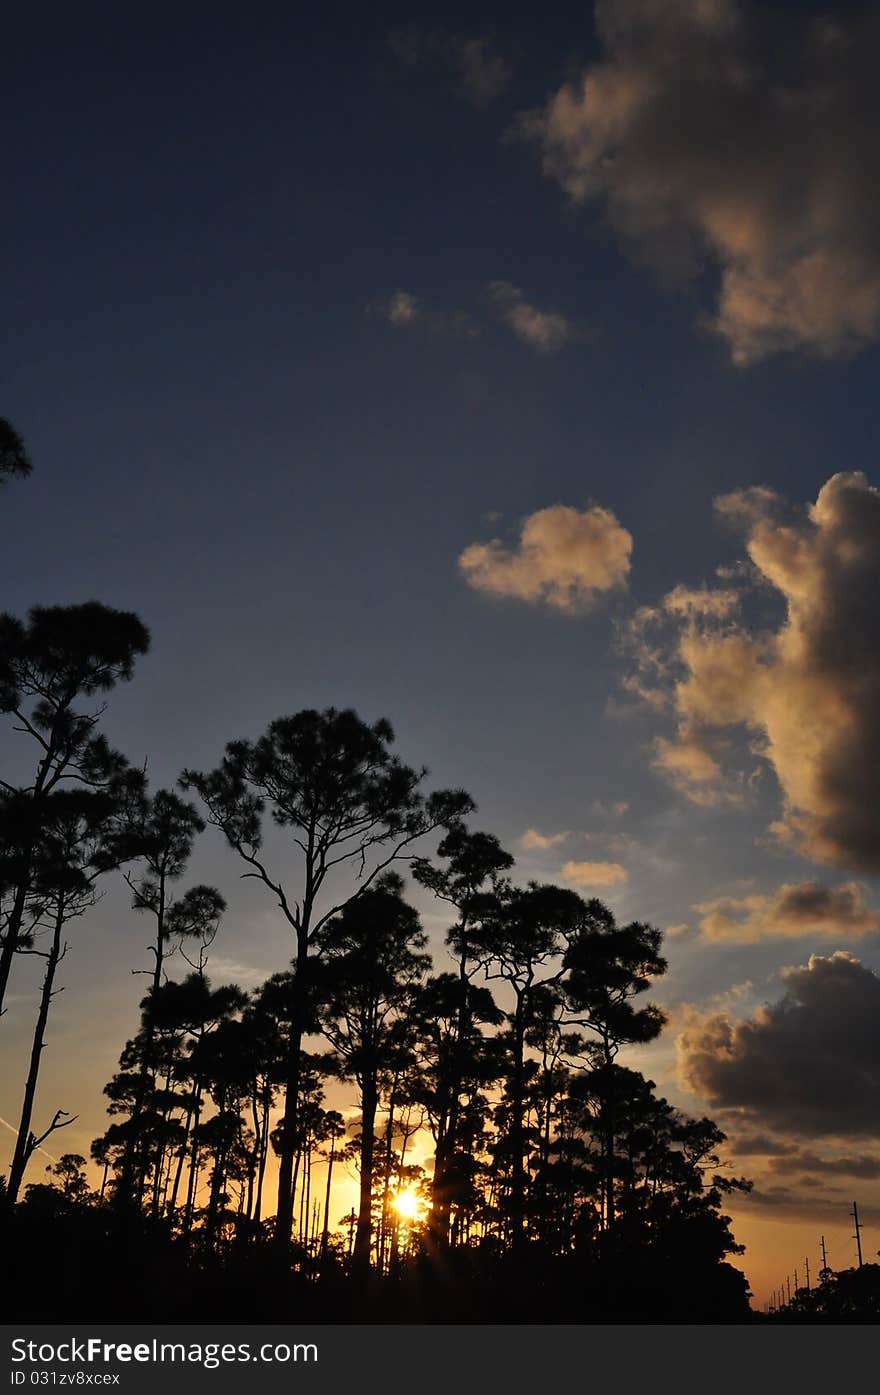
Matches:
[[520, 827, 571, 850], [520, 0, 880, 362], [561, 859, 628, 887], [662, 585, 740, 620], [632, 471, 880, 873], [695, 881, 880, 943], [459, 503, 632, 612], [652, 731, 735, 806]]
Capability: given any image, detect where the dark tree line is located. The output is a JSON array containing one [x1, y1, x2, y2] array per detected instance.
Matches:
[[1, 419, 754, 1321], [768, 1263, 880, 1322]]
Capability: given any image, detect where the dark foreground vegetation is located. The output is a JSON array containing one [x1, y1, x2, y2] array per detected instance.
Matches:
[[0, 418, 771, 1322], [5, 1176, 756, 1322], [762, 1263, 880, 1323]]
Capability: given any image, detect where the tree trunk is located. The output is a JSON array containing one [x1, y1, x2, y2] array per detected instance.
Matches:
[[0, 874, 32, 1018], [429, 1131, 453, 1250], [254, 1084, 271, 1224], [602, 1046, 615, 1236], [300, 1139, 312, 1248], [0, 745, 59, 1016], [429, 946, 470, 1250], [273, 943, 307, 1252], [117, 871, 167, 1207], [509, 991, 527, 1256], [205, 1102, 229, 1249], [183, 1078, 203, 1233], [379, 1089, 397, 1270], [167, 1095, 195, 1220], [7, 901, 65, 1204], [320, 1136, 336, 1261], [353, 1077, 378, 1275]]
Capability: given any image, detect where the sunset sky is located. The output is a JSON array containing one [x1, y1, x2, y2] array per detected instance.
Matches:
[[3, 0, 880, 1308]]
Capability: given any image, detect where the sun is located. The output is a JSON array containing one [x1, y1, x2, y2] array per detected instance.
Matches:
[[392, 1188, 422, 1221]]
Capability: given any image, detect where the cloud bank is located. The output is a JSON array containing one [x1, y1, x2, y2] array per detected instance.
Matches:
[[631, 471, 880, 873], [766, 1150, 880, 1181], [521, 0, 880, 362], [695, 881, 880, 943], [678, 952, 880, 1138]]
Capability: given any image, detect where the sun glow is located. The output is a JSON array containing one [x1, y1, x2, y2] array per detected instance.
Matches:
[[392, 1189, 422, 1221]]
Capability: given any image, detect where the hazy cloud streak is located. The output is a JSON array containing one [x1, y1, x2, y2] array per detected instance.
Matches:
[[487, 281, 579, 353], [388, 29, 513, 107]]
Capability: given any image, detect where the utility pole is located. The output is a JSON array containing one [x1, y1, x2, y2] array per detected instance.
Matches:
[[851, 1201, 863, 1268], [786, 1275, 791, 1304], [820, 1234, 828, 1274], [805, 1256, 810, 1292]]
